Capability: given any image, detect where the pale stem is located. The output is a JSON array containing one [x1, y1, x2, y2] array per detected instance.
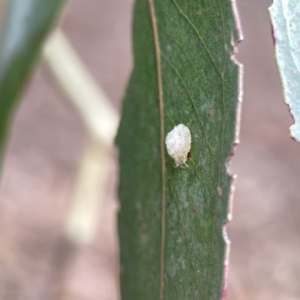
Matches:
[[65, 137, 111, 244], [42, 29, 119, 245]]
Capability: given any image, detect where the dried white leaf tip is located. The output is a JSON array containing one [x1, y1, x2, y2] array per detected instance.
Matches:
[[165, 124, 191, 166]]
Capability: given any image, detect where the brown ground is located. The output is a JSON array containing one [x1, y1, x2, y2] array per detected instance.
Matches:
[[0, 0, 300, 299]]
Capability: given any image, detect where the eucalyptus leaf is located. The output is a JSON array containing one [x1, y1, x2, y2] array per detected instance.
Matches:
[[0, 0, 65, 163], [269, 0, 300, 141], [116, 0, 242, 299]]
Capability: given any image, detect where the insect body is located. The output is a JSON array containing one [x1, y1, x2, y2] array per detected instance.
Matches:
[[165, 124, 191, 166]]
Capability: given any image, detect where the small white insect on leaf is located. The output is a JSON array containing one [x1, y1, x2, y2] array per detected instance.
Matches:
[[165, 124, 191, 167]]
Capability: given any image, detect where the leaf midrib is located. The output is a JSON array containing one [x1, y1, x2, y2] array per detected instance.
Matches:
[[147, 1, 166, 299]]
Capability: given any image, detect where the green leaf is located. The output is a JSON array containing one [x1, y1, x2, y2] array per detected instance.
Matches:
[[0, 0, 65, 162], [269, 0, 300, 141], [116, 0, 242, 299]]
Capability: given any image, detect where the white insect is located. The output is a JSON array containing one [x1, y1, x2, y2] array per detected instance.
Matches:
[[165, 124, 191, 167]]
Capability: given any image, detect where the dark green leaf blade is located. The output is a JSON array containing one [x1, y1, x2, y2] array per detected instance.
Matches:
[[269, 0, 300, 141], [0, 0, 65, 161], [116, 0, 242, 299]]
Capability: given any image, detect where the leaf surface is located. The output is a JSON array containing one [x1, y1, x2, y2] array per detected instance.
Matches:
[[270, 0, 300, 141], [116, 0, 242, 299], [0, 0, 65, 162]]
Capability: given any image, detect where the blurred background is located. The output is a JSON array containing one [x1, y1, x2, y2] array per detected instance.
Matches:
[[0, 0, 299, 299]]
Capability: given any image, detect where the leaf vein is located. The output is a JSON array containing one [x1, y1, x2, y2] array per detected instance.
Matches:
[[171, 0, 223, 77], [157, 26, 210, 98], [161, 51, 216, 159]]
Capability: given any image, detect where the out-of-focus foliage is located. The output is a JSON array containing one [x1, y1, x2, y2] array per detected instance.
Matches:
[[270, 0, 300, 141], [0, 0, 65, 165]]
